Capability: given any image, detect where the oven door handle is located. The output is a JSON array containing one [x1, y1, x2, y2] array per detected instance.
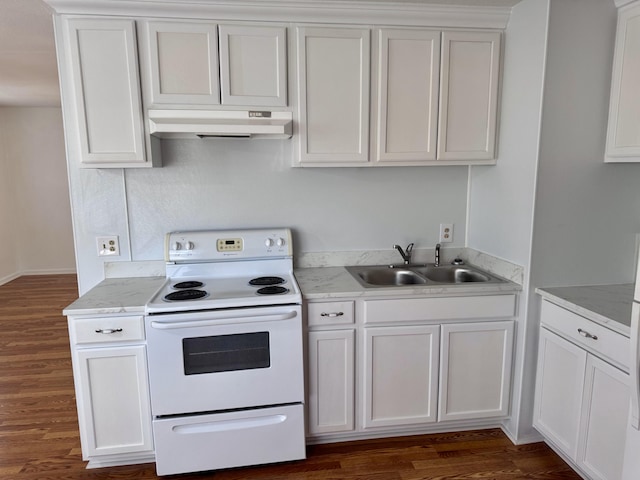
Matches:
[[149, 310, 298, 330]]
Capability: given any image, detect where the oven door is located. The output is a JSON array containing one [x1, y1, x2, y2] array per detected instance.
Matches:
[[145, 305, 303, 416]]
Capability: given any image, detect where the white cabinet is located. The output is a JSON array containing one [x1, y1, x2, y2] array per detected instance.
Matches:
[[219, 25, 287, 106], [296, 26, 371, 165], [363, 325, 440, 428], [439, 321, 514, 421], [63, 18, 148, 167], [437, 31, 501, 161], [579, 354, 630, 480], [143, 21, 220, 106], [307, 329, 355, 435], [142, 21, 287, 108], [373, 28, 440, 163], [534, 326, 587, 460], [67, 314, 154, 466], [306, 300, 355, 436], [534, 300, 630, 480], [296, 26, 502, 167], [605, 1, 640, 163]]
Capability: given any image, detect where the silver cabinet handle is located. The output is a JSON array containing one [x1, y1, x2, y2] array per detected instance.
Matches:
[[95, 328, 123, 334], [578, 328, 598, 340], [320, 312, 344, 318]]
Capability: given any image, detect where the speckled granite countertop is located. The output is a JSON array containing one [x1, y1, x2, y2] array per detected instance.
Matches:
[[294, 266, 522, 300], [63, 277, 167, 316], [536, 284, 634, 337]]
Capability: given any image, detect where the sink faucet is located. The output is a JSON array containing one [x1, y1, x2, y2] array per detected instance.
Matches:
[[435, 243, 441, 267], [393, 243, 414, 265]]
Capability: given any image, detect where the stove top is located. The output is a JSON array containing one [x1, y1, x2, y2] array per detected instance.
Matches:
[[145, 228, 302, 314]]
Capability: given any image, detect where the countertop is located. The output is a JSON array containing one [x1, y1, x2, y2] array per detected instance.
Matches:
[[294, 266, 522, 300], [536, 284, 634, 337], [63, 276, 167, 316]]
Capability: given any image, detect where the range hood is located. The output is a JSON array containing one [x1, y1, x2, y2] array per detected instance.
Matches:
[[148, 110, 292, 139]]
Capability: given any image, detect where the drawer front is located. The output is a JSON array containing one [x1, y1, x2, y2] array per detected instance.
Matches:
[[364, 295, 516, 324], [307, 301, 355, 326], [540, 300, 629, 371], [69, 315, 145, 345]]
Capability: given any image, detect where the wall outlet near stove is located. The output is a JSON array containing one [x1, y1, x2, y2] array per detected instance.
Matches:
[[97, 236, 120, 256], [439, 224, 453, 243]]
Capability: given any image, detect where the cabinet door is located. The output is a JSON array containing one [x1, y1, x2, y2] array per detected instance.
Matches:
[[578, 354, 630, 480], [374, 29, 440, 163], [297, 27, 370, 165], [219, 25, 287, 106], [144, 21, 220, 105], [437, 30, 501, 161], [307, 330, 355, 435], [533, 327, 587, 462], [65, 18, 146, 166], [605, 3, 640, 162], [74, 345, 153, 457], [363, 325, 439, 428], [439, 321, 514, 421]]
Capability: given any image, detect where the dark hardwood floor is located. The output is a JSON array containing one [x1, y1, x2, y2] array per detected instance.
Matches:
[[0, 274, 581, 479]]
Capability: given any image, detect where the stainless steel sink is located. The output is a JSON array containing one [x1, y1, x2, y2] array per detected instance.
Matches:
[[350, 267, 427, 286], [413, 266, 491, 283], [346, 263, 504, 287]]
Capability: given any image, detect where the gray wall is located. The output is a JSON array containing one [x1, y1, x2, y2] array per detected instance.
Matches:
[[72, 137, 469, 293], [531, 0, 640, 288]]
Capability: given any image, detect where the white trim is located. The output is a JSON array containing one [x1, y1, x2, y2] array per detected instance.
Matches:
[[0, 272, 21, 287], [44, 0, 514, 29]]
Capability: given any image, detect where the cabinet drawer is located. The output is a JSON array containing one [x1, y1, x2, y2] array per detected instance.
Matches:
[[69, 315, 145, 345], [364, 295, 515, 324], [307, 301, 354, 326], [540, 300, 629, 371]]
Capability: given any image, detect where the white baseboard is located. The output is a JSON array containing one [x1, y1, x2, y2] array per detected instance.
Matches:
[[0, 272, 21, 287], [0, 269, 77, 287]]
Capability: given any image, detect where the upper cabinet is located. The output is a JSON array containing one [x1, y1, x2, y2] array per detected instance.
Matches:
[[296, 27, 370, 165], [140, 21, 288, 108], [62, 18, 150, 168], [296, 26, 502, 167], [605, 1, 640, 163], [437, 31, 501, 162], [373, 29, 440, 164]]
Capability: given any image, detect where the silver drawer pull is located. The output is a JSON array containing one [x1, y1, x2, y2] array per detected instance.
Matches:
[[320, 312, 344, 318], [578, 328, 598, 340], [95, 328, 123, 334]]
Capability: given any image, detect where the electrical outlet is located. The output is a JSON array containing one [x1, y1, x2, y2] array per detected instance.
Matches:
[[97, 236, 120, 256], [439, 224, 453, 243]]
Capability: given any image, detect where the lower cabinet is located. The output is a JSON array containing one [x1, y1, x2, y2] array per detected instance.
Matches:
[[534, 300, 630, 480], [68, 315, 154, 466], [439, 321, 514, 421], [307, 329, 355, 435], [364, 325, 440, 428], [306, 294, 517, 440]]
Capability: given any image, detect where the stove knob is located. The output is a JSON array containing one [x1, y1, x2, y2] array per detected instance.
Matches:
[[172, 241, 182, 251], [265, 238, 274, 248], [276, 237, 286, 247], [185, 241, 195, 250]]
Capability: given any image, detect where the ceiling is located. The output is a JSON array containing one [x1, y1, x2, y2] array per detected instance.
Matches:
[[0, 0, 520, 108]]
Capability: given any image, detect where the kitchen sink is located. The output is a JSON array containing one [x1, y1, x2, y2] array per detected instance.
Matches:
[[353, 268, 427, 286], [413, 266, 492, 283], [346, 264, 504, 287]]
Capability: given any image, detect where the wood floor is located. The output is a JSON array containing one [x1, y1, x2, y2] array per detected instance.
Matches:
[[0, 274, 581, 480]]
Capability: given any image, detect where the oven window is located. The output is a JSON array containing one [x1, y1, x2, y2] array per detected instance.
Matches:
[[182, 332, 270, 375]]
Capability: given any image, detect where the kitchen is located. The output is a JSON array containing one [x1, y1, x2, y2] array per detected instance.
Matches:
[[1, 0, 640, 478]]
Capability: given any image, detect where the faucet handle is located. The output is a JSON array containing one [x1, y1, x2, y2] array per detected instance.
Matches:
[[406, 243, 414, 253]]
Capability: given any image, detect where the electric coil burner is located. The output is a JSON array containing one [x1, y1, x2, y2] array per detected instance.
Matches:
[[144, 228, 305, 476]]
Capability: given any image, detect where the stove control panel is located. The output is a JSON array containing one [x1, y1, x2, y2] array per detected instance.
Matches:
[[165, 228, 293, 262]]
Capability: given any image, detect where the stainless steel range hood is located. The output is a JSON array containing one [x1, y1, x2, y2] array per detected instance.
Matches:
[[148, 110, 293, 139]]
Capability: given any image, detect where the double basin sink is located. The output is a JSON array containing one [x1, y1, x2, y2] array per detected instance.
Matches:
[[346, 263, 504, 288]]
